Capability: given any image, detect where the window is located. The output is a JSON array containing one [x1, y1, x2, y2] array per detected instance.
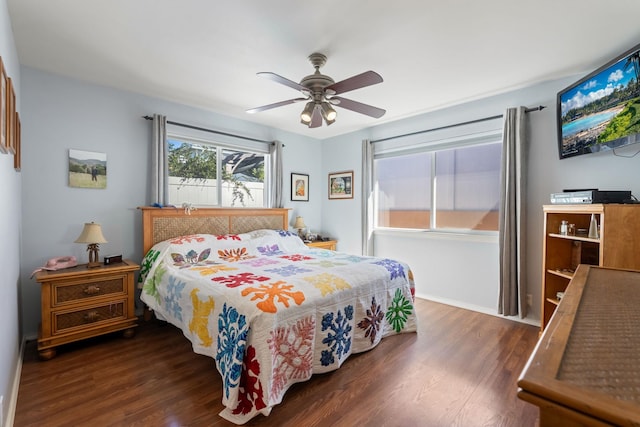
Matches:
[[434, 143, 501, 230], [375, 152, 431, 229], [374, 139, 501, 232], [167, 137, 267, 207]]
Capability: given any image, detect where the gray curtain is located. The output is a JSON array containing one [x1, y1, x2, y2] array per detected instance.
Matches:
[[361, 139, 374, 256], [498, 107, 527, 317], [269, 141, 284, 208], [151, 114, 168, 205]]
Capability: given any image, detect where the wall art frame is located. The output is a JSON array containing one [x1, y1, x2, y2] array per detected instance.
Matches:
[[69, 149, 107, 189], [14, 112, 20, 171], [0, 57, 6, 154], [291, 172, 309, 202], [6, 76, 15, 155], [328, 170, 354, 200]]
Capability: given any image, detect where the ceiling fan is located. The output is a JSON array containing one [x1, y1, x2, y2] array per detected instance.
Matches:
[[247, 53, 386, 128]]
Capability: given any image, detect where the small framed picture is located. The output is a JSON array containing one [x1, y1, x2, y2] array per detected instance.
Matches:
[[13, 112, 20, 171], [328, 171, 354, 200], [69, 149, 107, 189], [291, 172, 309, 201], [0, 57, 6, 154], [6, 76, 15, 155]]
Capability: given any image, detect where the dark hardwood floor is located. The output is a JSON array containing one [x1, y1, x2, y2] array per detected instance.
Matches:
[[14, 299, 540, 427]]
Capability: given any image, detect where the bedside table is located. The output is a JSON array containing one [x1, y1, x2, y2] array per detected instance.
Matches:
[[34, 259, 140, 360], [305, 240, 337, 251]]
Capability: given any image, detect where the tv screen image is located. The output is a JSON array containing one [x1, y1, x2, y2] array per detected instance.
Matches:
[[557, 43, 640, 159]]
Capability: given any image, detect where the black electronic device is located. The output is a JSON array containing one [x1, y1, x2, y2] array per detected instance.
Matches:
[[104, 254, 123, 265], [550, 190, 632, 204]]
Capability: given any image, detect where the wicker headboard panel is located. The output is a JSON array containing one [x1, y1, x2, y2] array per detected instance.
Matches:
[[138, 207, 290, 254]]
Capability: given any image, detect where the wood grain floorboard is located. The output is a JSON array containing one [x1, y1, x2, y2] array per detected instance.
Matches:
[[14, 298, 540, 427]]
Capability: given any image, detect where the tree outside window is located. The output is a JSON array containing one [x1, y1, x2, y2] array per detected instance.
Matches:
[[167, 139, 265, 207]]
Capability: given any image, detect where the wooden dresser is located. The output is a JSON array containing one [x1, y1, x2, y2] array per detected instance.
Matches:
[[34, 260, 139, 360], [518, 265, 640, 426]]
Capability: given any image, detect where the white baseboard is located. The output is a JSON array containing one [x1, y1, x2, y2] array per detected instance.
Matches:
[[6, 337, 25, 427], [415, 293, 541, 327]]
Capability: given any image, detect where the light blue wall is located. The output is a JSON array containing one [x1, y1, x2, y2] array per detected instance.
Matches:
[[19, 67, 322, 338], [21, 65, 638, 330], [0, 0, 21, 421], [321, 76, 640, 321]]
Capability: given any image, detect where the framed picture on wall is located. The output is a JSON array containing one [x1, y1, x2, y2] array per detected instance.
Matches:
[[291, 172, 309, 201], [0, 57, 6, 154], [69, 149, 107, 189], [328, 171, 354, 199], [14, 112, 20, 171], [6, 76, 15, 155]]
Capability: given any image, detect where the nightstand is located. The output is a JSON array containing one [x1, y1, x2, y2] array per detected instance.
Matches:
[[34, 259, 140, 360], [305, 240, 337, 250]]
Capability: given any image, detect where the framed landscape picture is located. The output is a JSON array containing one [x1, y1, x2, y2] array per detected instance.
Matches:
[[328, 171, 353, 199], [291, 172, 309, 201], [69, 149, 107, 189]]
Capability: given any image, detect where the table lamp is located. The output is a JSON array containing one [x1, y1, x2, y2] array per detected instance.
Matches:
[[75, 222, 108, 268], [293, 216, 306, 239]]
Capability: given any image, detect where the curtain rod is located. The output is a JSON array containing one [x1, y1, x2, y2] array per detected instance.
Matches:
[[142, 115, 271, 144], [370, 105, 546, 144]]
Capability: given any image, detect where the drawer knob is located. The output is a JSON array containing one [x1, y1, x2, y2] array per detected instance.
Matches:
[[84, 311, 100, 322], [83, 285, 101, 295]]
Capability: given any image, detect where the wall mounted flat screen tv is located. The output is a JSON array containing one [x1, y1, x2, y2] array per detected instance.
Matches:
[[557, 43, 640, 159]]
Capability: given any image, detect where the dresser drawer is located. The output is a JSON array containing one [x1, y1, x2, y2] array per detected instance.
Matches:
[[53, 275, 127, 306], [52, 300, 126, 335]]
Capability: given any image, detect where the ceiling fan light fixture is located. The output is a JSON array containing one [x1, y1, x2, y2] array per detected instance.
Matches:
[[249, 53, 385, 128], [321, 102, 337, 122], [300, 102, 314, 123]]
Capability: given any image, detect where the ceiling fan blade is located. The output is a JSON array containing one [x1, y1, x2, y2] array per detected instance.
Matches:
[[246, 98, 308, 114], [309, 105, 322, 128], [257, 72, 309, 93], [325, 71, 383, 95], [332, 96, 386, 119]]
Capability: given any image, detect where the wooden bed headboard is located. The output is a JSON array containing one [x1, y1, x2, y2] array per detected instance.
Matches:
[[138, 207, 290, 254]]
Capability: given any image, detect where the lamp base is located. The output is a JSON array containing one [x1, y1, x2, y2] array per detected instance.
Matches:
[[86, 243, 101, 268]]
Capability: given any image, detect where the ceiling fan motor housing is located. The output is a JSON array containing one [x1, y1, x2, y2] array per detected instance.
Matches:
[[300, 53, 335, 101]]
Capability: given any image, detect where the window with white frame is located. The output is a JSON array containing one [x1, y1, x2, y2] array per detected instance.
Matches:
[[374, 130, 502, 232], [167, 136, 267, 207]]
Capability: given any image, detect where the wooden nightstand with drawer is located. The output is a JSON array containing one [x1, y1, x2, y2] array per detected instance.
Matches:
[[305, 240, 337, 250], [34, 259, 139, 360]]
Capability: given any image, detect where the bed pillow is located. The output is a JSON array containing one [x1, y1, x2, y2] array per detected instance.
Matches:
[[246, 229, 308, 254]]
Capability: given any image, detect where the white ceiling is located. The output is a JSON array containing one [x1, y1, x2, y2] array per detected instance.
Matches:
[[7, 0, 640, 139]]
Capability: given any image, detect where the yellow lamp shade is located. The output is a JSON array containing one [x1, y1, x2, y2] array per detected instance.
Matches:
[[74, 222, 107, 244], [293, 216, 306, 230]]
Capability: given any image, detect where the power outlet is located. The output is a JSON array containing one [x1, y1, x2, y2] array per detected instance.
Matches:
[[527, 294, 533, 307]]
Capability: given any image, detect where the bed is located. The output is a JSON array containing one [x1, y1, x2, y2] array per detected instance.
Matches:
[[137, 207, 418, 424]]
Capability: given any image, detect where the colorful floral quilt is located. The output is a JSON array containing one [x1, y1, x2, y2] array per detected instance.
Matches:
[[139, 229, 417, 424]]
